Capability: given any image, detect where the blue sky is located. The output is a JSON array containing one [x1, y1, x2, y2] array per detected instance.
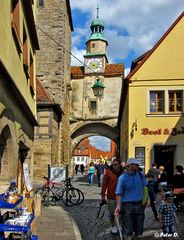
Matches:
[[89, 136, 111, 151], [70, 0, 183, 75]]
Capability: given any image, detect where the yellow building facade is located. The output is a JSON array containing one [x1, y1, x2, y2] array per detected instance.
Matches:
[[0, 1, 39, 190], [118, 12, 184, 181]]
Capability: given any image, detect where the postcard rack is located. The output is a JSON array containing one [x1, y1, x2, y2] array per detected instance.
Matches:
[[0, 193, 38, 240]]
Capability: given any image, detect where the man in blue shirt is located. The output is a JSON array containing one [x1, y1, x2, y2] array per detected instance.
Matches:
[[115, 158, 147, 240]]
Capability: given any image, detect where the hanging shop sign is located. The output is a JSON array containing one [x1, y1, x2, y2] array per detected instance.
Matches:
[[135, 147, 145, 172], [141, 127, 184, 136], [50, 167, 67, 182], [23, 163, 32, 192]]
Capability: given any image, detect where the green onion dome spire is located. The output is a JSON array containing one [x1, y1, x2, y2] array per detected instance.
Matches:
[[87, 4, 107, 43]]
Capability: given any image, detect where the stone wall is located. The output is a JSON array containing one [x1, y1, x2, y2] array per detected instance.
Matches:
[[36, 0, 71, 106], [33, 109, 59, 181], [35, 0, 72, 175], [33, 139, 52, 182], [70, 75, 122, 121]]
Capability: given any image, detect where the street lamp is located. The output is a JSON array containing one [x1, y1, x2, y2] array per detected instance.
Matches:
[[92, 78, 105, 97]]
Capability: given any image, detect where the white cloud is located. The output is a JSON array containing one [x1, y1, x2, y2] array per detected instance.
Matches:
[[124, 68, 130, 77], [89, 136, 111, 151], [71, 46, 85, 66], [70, 0, 183, 67], [72, 27, 89, 47], [105, 29, 131, 61]]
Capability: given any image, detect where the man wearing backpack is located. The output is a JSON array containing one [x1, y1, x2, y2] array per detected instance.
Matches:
[[114, 158, 147, 240]]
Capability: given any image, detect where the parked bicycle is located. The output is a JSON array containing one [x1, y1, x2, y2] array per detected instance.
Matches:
[[34, 176, 84, 206]]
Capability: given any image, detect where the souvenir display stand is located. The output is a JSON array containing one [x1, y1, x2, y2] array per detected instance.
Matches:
[[0, 193, 38, 240]]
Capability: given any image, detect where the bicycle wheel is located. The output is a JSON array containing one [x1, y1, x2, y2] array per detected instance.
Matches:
[[75, 189, 84, 205], [61, 187, 81, 206], [34, 187, 49, 206]]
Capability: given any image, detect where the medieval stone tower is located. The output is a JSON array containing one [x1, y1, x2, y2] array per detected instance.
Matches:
[[34, 0, 73, 179], [70, 7, 124, 153]]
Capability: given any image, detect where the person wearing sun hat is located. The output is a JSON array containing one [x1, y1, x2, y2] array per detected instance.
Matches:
[[159, 191, 178, 235], [114, 158, 147, 240]]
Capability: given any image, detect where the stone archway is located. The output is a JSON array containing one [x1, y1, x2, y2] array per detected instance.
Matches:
[[0, 109, 32, 186], [71, 122, 119, 155], [0, 125, 15, 183], [69, 122, 119, 175]]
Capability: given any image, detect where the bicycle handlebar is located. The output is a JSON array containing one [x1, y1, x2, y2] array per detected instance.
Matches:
[[42, 176, 73, 187], [43, 176, 49, 180]]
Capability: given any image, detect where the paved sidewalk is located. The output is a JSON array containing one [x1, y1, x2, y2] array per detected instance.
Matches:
[[33, 174, 184, 240], [34, 206, 82, 240]]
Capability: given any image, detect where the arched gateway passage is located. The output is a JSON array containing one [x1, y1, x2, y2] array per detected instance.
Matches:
[[71, 122, 119, 154]]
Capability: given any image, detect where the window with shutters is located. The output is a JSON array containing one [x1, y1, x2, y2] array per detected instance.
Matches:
[[23, 25, 29, 78], [11, 0, 21, 53], [30, 54, 34, 94]]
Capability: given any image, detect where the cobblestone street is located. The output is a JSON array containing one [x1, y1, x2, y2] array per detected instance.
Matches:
[[64, 174, 184, 240]]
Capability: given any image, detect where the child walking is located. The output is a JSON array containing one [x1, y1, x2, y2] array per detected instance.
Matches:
[[158, 192, 178, 236]]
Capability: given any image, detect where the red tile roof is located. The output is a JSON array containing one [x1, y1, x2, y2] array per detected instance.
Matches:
[[74, 139, 91, 156], [36, 79, 55, 103], [71, 66, 85, 79], [73, 138, 116, 160], [104, 64, 124, 77], [71, 63, 124, 79], [74, 148, 90, 156]]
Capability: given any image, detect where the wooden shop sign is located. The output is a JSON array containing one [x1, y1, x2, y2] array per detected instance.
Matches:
[[141, 127, 184, 136]]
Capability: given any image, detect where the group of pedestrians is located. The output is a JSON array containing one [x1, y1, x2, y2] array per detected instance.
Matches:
[[99, 158, 184, 240], [74, 164, 85, 175], [147, 163, 184, 217], [86, 160, 109, 186]]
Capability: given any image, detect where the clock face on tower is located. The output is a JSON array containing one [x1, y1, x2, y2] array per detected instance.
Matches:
[[86, 58, 103, 73]]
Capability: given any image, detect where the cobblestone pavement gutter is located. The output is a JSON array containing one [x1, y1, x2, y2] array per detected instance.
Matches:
[[64, 174, 184, 240], [34, 206, 80, 240]]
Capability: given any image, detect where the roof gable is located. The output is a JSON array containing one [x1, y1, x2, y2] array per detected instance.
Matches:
[[36, 79, 54, 103]]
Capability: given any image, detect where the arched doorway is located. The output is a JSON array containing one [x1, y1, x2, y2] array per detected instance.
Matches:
[[0, 125, 14, 184], [70, 122, 119, 175], [71, 122, 119, 152], [73, 136, 117, 168]]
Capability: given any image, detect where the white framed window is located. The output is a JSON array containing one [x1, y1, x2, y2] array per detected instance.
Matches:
[[150, 91, 164, 113], [168, 91, 182, 113], [148, 89, 183, 115]]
